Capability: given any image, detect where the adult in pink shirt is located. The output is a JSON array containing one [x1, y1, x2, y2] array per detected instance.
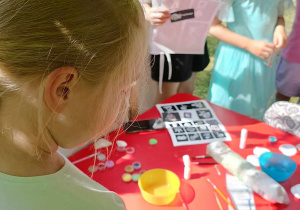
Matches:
[[276, 1, 300, 101]]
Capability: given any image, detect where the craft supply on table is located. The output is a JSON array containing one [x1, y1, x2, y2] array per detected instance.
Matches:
[[291, 184, 300, 199], [97, 153, 106, 161], [126, 146, 135, 154], [132, 174, 140, 182], [122, 173, 132, 182], [125, 165, 134, 173], [207, 178, 235, 209], [214, 165, 221, 176], [259, 152, 297, 182], [156, 100, 231, 147], [192, 155, 211, 159], [183, 155, 191, 180], [239, 128, 247, 149], [268, 136, 277, 143], [246, 155, 260, 167], [279, 144, 297, 157], [97, 163, 106, 171], [214, 192, 224, 210], [207, 141, 290, 204], [226, 174, 255, 210], [105, 160, 115, 168], [95, 138, 112, 149], [132, 162, 141, 170], [253, 147, 270, 157], [149, 138, 158, 145], [138, 169, 180, 205], [88, 165, 98, 173], [116, 140, 127, 152]]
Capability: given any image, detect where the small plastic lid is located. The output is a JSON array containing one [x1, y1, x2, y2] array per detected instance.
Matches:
[[97, 153, 106, 161], [126, 147, 135, 154], [122, 173, 132, 182], [106, 160, 115, 168], [132, 161, 141, 170], [97, 163, 106, 171], [291, 184, 300, 199], [125, 165, 134, 173], [88, 165, 98, 173], [149, 138, 158, 145], [116, 140, 127, 148], [279, 144, 297, 157], [132, 174, 140, 182]]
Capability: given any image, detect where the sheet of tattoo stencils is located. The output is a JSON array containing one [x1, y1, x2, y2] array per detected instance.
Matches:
[[156, 100, 231, 147]]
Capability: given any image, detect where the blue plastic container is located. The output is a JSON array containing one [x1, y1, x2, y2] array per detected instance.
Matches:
[[259, 152, 297, 182]]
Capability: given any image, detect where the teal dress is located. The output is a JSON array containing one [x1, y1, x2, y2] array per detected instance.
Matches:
[[207, 0, 293, 121]]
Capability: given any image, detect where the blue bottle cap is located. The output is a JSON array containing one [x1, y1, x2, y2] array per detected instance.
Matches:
[[132, 161, 141, 170], [268, 136, 277, 143]]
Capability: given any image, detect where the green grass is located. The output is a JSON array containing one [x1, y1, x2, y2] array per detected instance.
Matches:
[[193, 7, 296, 102]]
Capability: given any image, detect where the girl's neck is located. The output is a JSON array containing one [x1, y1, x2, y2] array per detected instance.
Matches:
[[0, 95, 64, 177], [0, 130, 65, 177]]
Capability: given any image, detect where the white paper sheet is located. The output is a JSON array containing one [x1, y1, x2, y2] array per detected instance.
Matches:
[[156, 100, 231, 147], [226, 174, 256, 210], [150, 0, 223, 54]]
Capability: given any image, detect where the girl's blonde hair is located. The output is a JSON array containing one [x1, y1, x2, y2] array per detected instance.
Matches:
[[0, 0, 148, 147]]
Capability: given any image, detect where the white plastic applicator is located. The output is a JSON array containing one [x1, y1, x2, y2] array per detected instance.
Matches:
[[183, 155, 191, 180], [239, 128, 248, 149]]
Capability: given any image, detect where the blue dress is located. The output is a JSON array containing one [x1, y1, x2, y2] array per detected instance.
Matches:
[[207, 0, 293, 121]]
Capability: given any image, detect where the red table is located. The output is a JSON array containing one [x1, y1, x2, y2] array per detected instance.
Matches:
[[69, 93, 300, 210]]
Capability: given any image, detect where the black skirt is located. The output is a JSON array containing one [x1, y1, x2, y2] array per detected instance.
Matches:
[[151, 42, 210, 82]]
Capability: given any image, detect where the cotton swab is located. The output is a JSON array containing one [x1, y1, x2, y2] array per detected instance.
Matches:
[[214, 192, 224, 210], [214, 165, 221, 176], [192, 155, 211, 159], [207, 178, 235, 209]]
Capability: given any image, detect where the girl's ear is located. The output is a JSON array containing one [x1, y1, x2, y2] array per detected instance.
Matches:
[[44, 67, 78, 113]]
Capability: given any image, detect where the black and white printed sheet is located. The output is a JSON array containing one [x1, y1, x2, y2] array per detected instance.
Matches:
[[156, 100, 231, 146]]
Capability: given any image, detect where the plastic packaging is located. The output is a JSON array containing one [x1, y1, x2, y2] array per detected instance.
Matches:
[[207, 141, 290, 204]]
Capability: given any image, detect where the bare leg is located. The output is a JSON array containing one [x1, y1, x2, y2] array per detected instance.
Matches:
[[177, 72, 197, 94], [155, 82, 180, 104], [276, 91, 290, 102]]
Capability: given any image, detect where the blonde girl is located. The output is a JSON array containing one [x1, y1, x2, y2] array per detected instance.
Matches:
[[0, 0, 147, 209]]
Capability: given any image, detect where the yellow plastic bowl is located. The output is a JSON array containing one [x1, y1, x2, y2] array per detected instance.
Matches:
[[138, 169, 180, 205]]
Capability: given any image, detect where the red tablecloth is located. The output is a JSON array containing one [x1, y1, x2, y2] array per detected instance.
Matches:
[[69, 93, 300, 210]]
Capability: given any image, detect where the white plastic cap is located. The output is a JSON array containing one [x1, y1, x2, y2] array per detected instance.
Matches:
[[239, 128, 248, 149]]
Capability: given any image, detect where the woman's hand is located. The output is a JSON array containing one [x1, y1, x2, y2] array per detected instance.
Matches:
[[145, 8, 170, 26], [246, 40, 276, 60], [273, 25, 289, 49]]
